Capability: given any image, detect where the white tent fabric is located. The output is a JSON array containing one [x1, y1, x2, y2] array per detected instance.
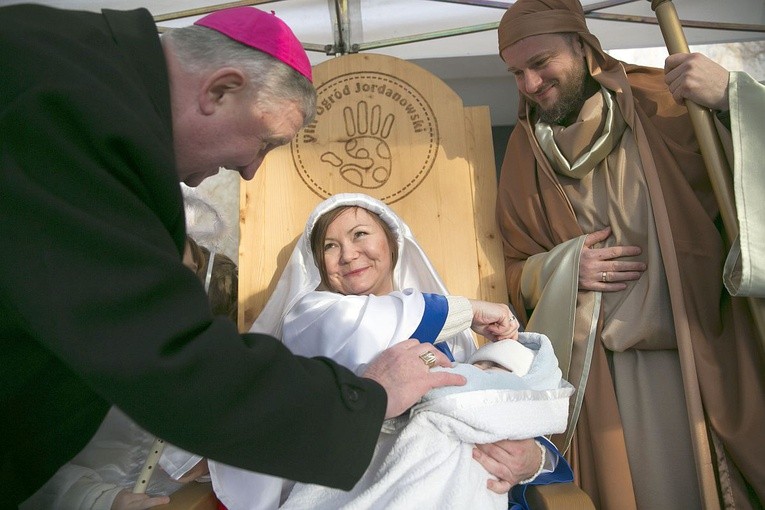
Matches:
[[7, 0, 763, 60], [4, 0, 763, 125]]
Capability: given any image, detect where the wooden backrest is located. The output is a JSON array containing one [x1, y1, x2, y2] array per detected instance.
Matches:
[[238, 53, 507, 342]]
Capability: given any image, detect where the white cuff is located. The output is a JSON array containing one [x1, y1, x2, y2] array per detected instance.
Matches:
[[518, 440, 547, 485], [437, 295, 473, 341]]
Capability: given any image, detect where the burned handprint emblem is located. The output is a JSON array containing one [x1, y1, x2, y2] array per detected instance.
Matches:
[[293, 72, 439, 203], [320, 101, 394, 189]]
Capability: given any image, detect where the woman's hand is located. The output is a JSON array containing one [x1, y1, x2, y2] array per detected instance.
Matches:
[[469, 300, 520, 341], [473, 438, 542, 493]]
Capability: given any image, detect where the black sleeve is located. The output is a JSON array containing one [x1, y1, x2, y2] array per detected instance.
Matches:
[[0, 5, 385, 503]]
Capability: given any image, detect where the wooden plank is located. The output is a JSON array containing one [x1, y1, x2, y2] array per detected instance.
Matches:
[[158, 481, 217, 510], [464, 106, 508, 308]]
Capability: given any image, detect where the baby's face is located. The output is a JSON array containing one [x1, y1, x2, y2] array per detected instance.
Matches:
[[472, 360, 510, 373]]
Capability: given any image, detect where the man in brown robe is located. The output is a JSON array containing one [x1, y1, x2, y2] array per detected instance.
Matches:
[[495, 1, 765, 508]]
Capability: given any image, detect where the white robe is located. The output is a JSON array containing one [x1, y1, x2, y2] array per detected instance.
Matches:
[[20, 407, 202, 510], [283, 289, 474, 375], [210, 288, 476, 510], [211, 194, 480, 510]]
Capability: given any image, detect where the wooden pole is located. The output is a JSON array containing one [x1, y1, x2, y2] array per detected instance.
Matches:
[[650, 0, 765, 356]]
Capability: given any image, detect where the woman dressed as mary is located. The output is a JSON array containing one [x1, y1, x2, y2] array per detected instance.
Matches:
[[211, 193, 573, 510]]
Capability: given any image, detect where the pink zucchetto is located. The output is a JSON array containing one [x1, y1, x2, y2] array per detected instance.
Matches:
[[194, 6, 312, 82]]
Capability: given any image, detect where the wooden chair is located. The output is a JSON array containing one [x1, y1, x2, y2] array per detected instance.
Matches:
[[161, 53, 593, 510], [239, 53, 508, 332]]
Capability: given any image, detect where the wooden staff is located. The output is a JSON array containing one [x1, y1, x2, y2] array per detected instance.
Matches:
[[650, 0, 765, 356]]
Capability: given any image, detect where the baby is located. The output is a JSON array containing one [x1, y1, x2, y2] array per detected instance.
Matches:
[[280, 333, 573, 510]]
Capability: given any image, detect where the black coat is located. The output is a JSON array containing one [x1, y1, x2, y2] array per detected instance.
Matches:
[[0, 5, 385, 505]]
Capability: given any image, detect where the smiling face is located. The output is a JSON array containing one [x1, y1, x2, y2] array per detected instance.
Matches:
[[502, 33, 591, 126], [177, 98, 305, 187], [321, 207, 395, 296]]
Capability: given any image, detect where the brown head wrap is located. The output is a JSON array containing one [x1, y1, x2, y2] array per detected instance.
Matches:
[[498, 0, 604, 60]]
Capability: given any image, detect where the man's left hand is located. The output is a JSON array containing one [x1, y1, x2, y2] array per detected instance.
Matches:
[[473, 438, 541, 493]]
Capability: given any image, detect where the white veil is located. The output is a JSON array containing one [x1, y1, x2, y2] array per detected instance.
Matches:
[[249, 193, 474, 354]]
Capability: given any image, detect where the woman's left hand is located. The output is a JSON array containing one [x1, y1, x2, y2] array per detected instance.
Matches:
[[472, 438, 541, 493], [469, 300, 520, 341]]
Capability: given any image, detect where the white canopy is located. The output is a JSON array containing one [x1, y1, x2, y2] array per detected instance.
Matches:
[[6, 0, 764, 124]]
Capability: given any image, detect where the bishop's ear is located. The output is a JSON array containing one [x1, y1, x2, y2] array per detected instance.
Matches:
[[199, 67, 247, 115]]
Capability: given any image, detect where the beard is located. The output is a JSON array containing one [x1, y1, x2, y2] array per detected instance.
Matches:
[[535, 57, 590, 125]]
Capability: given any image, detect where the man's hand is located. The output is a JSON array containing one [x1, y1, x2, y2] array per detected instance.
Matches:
[[469, 300, 520, 341], [579, 226, 646, 292], [473, 438, 542, 493], [664, 52, 730, 110], [362, 339, 466, 419]]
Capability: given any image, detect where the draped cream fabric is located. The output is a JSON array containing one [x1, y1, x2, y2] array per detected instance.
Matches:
[[535, 88, 626, 179], [724, 72, 765, 298]]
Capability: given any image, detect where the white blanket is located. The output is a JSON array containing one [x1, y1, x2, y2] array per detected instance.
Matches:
[[280, 333, 573, 510]]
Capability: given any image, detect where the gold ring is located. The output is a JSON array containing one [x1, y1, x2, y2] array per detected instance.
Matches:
[[601, 271, 608, 283], [419, 350, 438, 368]]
